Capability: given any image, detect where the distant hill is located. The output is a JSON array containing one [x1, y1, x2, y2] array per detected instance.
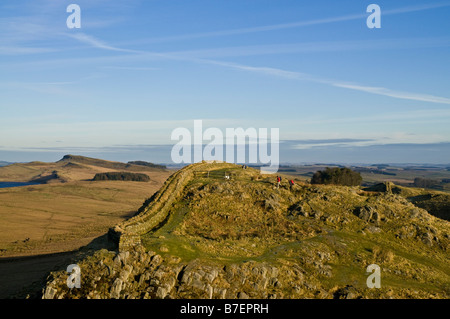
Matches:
[[127, 161, 166, 170], [0, 155, 166, 184], [59, 155, 166, 172], [0, 161, 13, 167]]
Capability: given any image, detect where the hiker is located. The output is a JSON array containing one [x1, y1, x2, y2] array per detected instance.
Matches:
[[289, 179, 295, 190], [276, 176, 281, 188]]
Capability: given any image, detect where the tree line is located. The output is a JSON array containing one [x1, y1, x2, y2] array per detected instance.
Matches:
[[311, 167, 362, 186], [93, 172, 150, 182]]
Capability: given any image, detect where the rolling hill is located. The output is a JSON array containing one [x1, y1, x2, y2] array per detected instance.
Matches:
[[0, 155, 171, 259], [0, 155, 166, 184], [0, 161, 13, 167]]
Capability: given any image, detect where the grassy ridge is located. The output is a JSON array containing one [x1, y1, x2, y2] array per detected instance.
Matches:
[[136, 163, 449, 296], [40, 162, 450, 299]]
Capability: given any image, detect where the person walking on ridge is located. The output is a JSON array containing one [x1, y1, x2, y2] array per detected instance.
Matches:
[[289, 179, 295, 191]]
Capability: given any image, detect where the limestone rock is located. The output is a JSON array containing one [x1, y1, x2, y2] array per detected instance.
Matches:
[[43, 286, 57, 299], [110, 278, 123, 299]]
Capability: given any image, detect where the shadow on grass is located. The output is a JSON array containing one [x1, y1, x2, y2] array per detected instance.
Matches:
[[0, 233, 118, 299]]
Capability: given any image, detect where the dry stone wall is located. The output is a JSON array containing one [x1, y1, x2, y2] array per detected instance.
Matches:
[[110, 161, 236, 251]]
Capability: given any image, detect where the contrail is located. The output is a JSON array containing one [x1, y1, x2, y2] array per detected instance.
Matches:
[[123, 2, 450, 44]]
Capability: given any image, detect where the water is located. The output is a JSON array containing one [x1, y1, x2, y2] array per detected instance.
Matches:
[[0, 182, 40, 189]]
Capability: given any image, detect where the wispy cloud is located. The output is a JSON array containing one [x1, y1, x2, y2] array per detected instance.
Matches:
[[0, 80, 76, 95], [100, 66, 159, 71], [0, 46, 57, 55], [67, 33, 141, 53], [382, 2, 450, 15], [0, 16, 61, 56], [65, 32, 450, 106], [123, 2, 450, 44], [202, 60, 306, 79], [3, 1, 450, 107], [285, 138, 377, 150], [199, 59, 450, 105], [331, 82, 450, 105], [164, 37, 450, 59], [67, 33, 174, 63], [286, 131, 450, 149], [297, 109, 450, 126], [130, 13, 364, 44]]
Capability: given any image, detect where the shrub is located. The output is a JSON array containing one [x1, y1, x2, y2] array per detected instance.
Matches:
[[413, 177, 439, 188]]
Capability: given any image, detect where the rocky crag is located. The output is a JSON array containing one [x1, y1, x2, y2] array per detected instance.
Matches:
[[42, 162, 450, 299]]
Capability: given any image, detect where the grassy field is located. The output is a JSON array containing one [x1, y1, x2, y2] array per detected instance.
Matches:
[[0, 156, 171, 257]]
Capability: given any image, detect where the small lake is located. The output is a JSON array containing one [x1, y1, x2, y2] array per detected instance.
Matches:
[[0, 182, 41, 189]]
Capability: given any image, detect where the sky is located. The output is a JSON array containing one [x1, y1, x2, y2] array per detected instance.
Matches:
[[1, 0, 450, 164]]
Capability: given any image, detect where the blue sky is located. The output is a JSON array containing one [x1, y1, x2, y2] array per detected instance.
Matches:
[[1, 0, 450, 164]]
